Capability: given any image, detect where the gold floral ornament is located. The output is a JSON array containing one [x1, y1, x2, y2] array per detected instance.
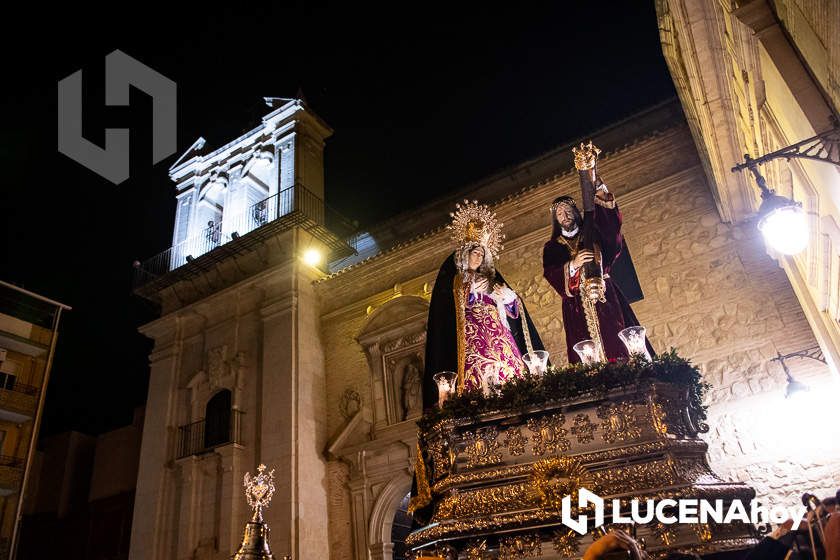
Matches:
[[447, 200, 505, 259], [244, 464, 276, 522], [529, 457, 595, 512], [552, 528, 581, 557], [499, 533, 542, 560], [572, 140, 601, 171]]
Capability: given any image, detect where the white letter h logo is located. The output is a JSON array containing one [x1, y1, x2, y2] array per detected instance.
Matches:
[[562, 488, 604, 535]]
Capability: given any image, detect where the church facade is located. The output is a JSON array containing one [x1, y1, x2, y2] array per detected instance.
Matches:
[[129, 98, 838, 560]]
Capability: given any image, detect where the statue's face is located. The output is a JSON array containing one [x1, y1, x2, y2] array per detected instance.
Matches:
[[555, 203, 577, 230], [468, 247, 485, 271]]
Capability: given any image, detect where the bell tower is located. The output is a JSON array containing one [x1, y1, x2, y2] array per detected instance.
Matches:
[[130, 99, 353, 560]]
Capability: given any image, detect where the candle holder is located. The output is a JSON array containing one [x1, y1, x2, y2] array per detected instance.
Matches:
[[433, 371, 457, 408], [522, 350, 549, 376], [573, 340, 602, 365], [618, 326, 651, 360]]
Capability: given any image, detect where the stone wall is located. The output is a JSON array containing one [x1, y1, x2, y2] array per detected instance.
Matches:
[[318, 122, 840, 560]]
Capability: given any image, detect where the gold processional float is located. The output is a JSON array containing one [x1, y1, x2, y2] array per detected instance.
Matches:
[[404, 142, 759, 560], [227, 143, 761, 560]]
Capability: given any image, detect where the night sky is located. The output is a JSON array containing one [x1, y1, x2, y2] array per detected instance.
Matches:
[[0, 4, 676, 436]]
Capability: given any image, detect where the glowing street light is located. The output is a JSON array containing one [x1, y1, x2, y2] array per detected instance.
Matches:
[[755, 188, 809, 256], [741, 154, 808, 255], [303, 248, 322, 267], [732, 126, 840, 255]]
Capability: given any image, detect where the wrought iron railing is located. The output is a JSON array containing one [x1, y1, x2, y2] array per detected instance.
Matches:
[[176, 409, 243, 459], [0, 374, 38, 397], [134, 184, 359, 289]]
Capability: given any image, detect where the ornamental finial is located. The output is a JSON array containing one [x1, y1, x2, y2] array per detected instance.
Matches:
[[572, 140, 601, 170], [244, 464, 276, 522]]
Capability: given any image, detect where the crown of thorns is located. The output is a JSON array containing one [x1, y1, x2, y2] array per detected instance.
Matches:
[[550, 196, 578, 213]]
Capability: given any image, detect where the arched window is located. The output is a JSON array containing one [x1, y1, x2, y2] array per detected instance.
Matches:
[[204, 390, 232, 449]]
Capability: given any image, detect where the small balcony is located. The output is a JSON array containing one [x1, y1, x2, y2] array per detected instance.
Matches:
[[176, 409, 244, 459], [133, 184, 359, 294], [0, 375, 38, 422], [0, 455, 24, 496]]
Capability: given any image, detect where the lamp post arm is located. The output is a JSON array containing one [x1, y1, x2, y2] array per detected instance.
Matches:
[[732, 126, 840, 173], [771, 345, 827, 378]]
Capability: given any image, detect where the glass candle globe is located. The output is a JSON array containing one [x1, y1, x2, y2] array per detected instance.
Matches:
[[618, 326, 651, 360], [522, 350, 550, 376], [573, 340, 601, 365]]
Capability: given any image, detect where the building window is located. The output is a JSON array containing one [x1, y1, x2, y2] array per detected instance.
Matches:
[[204, 390, 232, 449]]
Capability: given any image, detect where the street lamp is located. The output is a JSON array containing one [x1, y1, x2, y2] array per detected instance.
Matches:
[[742, 156, 810, 255], [732, 125, 840, 255], [770, 346, 826, 399]]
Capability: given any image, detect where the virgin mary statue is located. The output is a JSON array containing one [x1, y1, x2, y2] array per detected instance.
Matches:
[[422, 200, 547, 410]]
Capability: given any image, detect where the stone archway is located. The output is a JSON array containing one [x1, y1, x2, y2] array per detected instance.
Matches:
[[367, 472, 413, 560]]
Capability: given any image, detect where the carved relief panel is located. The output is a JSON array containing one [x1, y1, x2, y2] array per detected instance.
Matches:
[[383, 335, 425, 423], [357, 295, 429, 430]]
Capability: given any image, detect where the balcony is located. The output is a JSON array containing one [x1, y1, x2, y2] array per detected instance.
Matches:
[[176, 409, 244, 459], [0, 375, 38, 422], [0, 455, 24, 496], [133, 184, 359, 294]]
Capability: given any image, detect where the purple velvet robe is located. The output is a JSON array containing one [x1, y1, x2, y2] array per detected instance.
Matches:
[[542, 197, 652, 363]]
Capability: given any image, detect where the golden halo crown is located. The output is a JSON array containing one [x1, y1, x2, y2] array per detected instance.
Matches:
[[572, 140, 601, 170], [447, 199, 504, 258]]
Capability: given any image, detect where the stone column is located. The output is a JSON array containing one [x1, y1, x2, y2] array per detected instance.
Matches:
[[175, 455, 201, 559], [217, 441, 245, 557], [258, 229, 330, 560], [129, 321, 180, 560]]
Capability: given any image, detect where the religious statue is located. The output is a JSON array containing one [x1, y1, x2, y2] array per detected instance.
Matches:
[[422, 200, 547, 409], [402, 361, 422, 420], [542, 142, 653, 363]]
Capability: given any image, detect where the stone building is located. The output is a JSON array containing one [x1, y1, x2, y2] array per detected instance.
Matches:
[[130, 97, 839, 560], [656, 0, 840, 370]]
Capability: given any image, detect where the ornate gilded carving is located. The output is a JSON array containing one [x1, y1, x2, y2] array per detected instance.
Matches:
[[499, 533, 541, 560], [651, 522, 678, 546], [526, 413, 570, 456], [669, 457, 719, 485], [648, 400, 668, 436], [464, 539, 488, 560], [597, 402, 642, 443], [570, 413, 596, 444], [407, 483, 754, 548], [428, 437, 451, 480], [694, 523, 713, 543], [502, 426, 528, 456], [462, 426, 502, 468], [432, 441, 670, 494], [552, 528, 581, 557], [434, 483, 534, 520], [592, 460, 676, 494], [530, 457, 594, 512]]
